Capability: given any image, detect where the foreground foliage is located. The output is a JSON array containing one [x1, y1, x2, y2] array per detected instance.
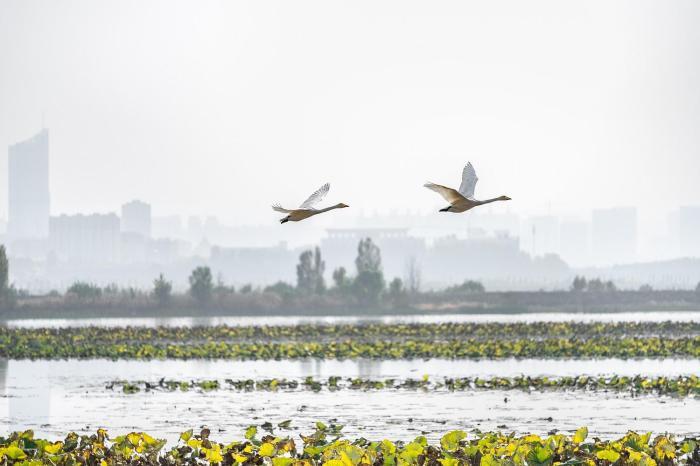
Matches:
[[1, 425, 699, 466], [107, 375, 700, 397]]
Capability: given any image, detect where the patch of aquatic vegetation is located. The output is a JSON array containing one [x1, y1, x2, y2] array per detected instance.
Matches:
[[2, 321, 697, 345], [107, 375, 700, 397], [1, 424, 699, 466], [0, 335, 698, 359]]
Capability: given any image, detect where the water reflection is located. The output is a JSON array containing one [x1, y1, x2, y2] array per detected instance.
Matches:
[[2, 311, 699, 329]]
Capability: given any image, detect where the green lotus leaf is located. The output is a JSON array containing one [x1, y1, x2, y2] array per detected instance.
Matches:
[[245, 426, 257, 440], [596, 448, 620, 463]]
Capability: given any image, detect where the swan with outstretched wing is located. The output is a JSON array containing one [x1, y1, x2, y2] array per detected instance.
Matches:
[[424, 162, 511, 213], [272, 183, 349, 223]]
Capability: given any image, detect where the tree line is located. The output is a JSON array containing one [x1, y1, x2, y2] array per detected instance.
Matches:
[[2, 242, 700, 312]]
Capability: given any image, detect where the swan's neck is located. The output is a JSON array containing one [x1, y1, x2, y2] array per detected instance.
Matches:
[[316, 205, 341, 214], [476, 197, 506, 206]]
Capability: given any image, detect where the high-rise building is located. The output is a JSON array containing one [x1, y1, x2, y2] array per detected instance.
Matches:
[[121, 200, 151, 238], [8, 129, 50, 239], [591, 207, 637, 265], [679, 206, 700, 257]]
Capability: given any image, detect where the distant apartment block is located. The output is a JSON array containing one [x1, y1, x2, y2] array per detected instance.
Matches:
[[49, 213, 120, 263], [591, 207, 637, 265], [121, 200, 151, 238], [210, 243, 296, 284], [8, 129, 50, 239], [321, 228, 427, 280], [679, 206, 700, 257], [522, 216, 559, 257], [425, 232, 528, 284], [559, 220, 590, 267]]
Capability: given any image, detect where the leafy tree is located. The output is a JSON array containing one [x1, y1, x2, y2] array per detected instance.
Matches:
[[296, 247, 325, 294], [67, 281, 102, 299], [355, 238, 382, 274], [353, 238, 385, 305], [604, 280, 617, 292], [0, 245, 9, 307], [239, 284, 253, 294], [189, 266, 213, 304], [638, 284, 653, 292], [0, 245, 16, 309], [331, 266, 353, 298], [446, 280, 485, 293], [152, 273, 172, 307], [571, 276, 587, 292], [388, 277, 405, 303], [587, 278, 605, 292], [332, 267, 348, 288]]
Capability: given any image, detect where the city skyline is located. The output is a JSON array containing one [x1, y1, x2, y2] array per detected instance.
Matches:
[[2, 128, 699, 273], [1, 1, 699, 227]]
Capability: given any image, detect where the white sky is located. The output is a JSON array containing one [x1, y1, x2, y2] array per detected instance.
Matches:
[[1, 0, 699, 227]]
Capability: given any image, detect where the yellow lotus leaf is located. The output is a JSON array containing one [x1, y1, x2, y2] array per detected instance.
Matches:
[[596, 449, 620, 463], [573, 428, 588, 444], [654, 438, 675, 460], [44, 442, 63, 455], [260, 442, 276, 457]]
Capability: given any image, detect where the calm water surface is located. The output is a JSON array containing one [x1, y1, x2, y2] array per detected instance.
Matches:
[[1, 358, 698, 442], [3, 311, 700, 328]]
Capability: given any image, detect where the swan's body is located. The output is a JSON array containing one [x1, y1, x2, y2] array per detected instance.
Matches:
[[272, 183, 349, 224], [424, 162, 511, 213]]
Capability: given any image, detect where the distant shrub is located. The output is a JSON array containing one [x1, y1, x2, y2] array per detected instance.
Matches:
[[445, 280, 485, 294], [67, 281, 102, 299], [239, 284, 253, 294], [264, 281, 296, 297]]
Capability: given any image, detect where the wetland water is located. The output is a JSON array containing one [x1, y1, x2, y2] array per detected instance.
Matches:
[[1, 311, 698, 442], [3, 310, 700, 328], [1, 358, 698, 442]]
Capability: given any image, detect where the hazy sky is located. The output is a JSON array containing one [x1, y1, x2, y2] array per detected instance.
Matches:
[[1, 0, 699, 226]]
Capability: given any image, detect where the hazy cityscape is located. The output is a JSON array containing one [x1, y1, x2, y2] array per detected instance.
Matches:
[[3, 127, 699, 293]]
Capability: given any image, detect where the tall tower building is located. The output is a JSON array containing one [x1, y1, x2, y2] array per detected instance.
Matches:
[[8, 129, 50, 239]]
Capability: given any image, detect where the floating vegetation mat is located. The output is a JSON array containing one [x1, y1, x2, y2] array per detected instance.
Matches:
[[1, 425, 699, 466], [0, 335, 698, 360], [2, 321, 698, 343], [107, 375, 700, 397]]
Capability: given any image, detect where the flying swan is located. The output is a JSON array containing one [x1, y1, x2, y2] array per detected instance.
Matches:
[[424, 162, 511, 213], [272, 183, 349, 224]]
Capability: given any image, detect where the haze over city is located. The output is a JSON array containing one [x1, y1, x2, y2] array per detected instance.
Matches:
[[1, 0, 699, 291]]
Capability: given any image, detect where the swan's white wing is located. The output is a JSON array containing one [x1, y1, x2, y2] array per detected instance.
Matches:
[[458, 162, 478, 198], [299, 183, 330, 209], [424, 182, 465, 203], [272, 204, 293, 213]]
